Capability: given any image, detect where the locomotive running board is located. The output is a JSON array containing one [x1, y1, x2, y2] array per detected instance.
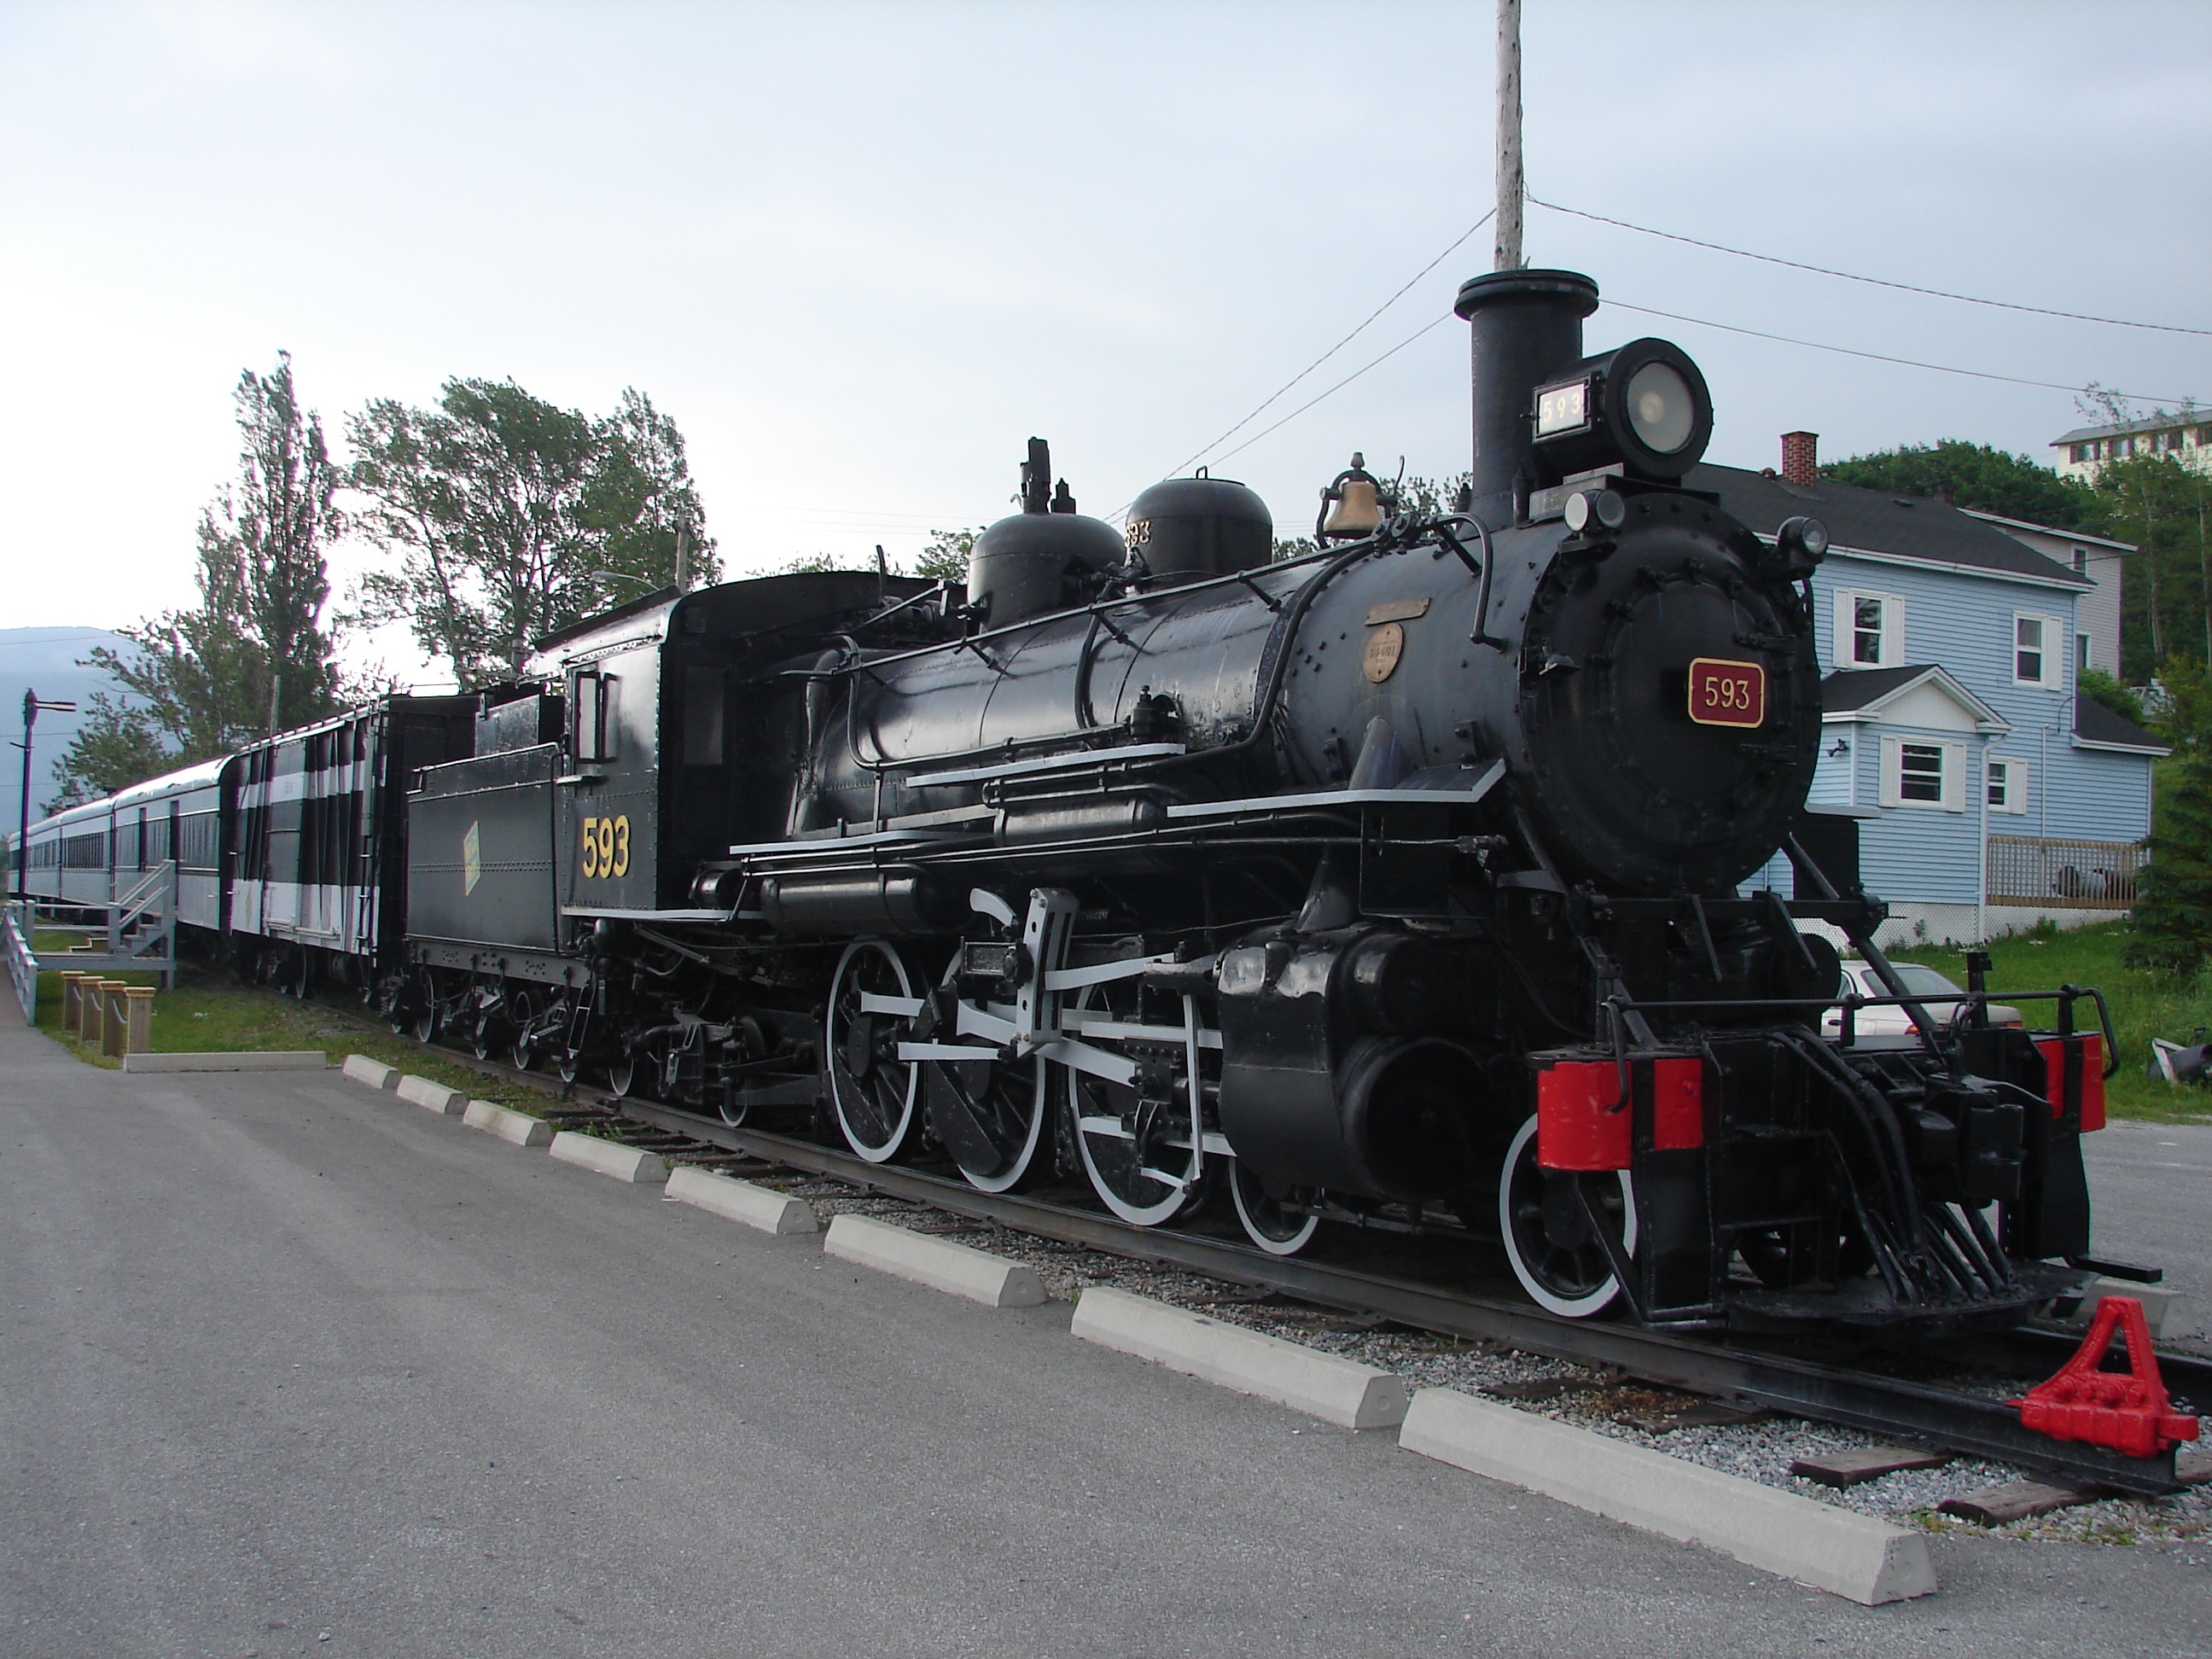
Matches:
[[1163, 760, 1505, 820], [608, 1103, 2192, 1498]]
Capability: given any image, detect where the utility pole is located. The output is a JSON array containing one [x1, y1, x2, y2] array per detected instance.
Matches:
[[15, 690, 77, 899], [1494, 0, 1524, 271], [674, 523, 692, 593]]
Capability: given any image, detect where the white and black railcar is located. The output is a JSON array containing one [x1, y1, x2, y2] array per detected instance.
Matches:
[[226, 697, 474, 992]]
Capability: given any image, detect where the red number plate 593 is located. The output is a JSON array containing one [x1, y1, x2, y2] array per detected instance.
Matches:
[[1687, 658, 1766, 727]]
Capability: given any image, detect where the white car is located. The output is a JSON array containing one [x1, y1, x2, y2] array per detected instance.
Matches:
[[1823, 961, 2023, 1039]]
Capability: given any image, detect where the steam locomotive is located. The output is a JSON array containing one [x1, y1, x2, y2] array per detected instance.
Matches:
[[20, 269, 2118, 1333]]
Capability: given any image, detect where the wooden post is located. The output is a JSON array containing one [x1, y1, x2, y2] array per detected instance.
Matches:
[[60, 971, 86, 1036], [80, 979, 104, 1050], [124, 986, 154, 1055], [1494, 0, 1524, 272], [102, 982, 131, 1057]]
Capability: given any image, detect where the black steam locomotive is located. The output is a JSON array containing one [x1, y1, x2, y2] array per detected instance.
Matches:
[[386, 268, 2115, 1333], [18, 266, 2111, 1331]]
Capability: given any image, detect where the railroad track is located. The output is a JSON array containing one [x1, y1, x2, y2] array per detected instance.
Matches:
[[300, 990, 2207, 1499]]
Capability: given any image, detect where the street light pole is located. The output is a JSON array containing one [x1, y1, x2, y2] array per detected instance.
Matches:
[[15, 690, 78, 901]]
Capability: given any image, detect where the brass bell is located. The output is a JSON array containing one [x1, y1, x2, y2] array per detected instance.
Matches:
[[1318, 452, 1385, 541]]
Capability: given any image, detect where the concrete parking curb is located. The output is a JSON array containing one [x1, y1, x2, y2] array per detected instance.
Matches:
[[396, 1074, 467, 1115], [461, 1100, 552, 1147], [666, 1165, 818, 1234], [2068, 1278, 2192, 1341], [121, 1051, 327, 1074], [341, 1055, 400, 1090], [824, 1213, 1045, 1307], [549, 1131, 669, 1185], [1397, 1387, 1936, 1605], [1071, 1286, 1410, 1430]]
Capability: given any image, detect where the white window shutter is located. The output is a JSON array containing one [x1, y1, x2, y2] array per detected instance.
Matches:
[[1877, 736, 1902, 807], [1832, 591, 1854, 668], [1941, 741, 1965, 811], [2006, 760, 2029, 814], [1884, 596, 1905, 666]]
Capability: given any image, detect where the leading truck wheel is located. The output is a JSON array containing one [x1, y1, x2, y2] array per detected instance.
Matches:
[[1498, 1115, 1638, 1318], [1230, 1160, 1320, 1256], [825, 940, 924, 1163]]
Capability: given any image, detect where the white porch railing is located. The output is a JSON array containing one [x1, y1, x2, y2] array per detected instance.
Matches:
[[1986, 835, 2148, 911]]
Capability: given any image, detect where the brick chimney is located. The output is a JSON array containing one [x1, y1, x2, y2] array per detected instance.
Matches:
[[1780, 431, 1819, 487]]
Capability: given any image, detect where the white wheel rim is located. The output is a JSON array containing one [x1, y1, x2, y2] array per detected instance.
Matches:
[[1068, 979, 1203, 1226], [828, 940, 919, 1164], [1231, 1163, 1320, 1256], [955, 1053, 1050, 1192], [1497, 1115, 1638, 1318], [1076, 1124, 1196, 1226]]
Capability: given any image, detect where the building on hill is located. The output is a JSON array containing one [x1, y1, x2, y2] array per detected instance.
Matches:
[[1692, 435, 2167, 946], [1956, 511, 2133, 678], [2051, 414, 2212, 481]]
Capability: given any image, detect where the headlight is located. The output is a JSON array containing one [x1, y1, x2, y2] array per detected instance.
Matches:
[[1624, 360, 1697, 454], [1530, 337, 1714, 480]]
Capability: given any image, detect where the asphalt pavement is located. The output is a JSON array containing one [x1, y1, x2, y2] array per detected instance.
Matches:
[[3, 1004, 2208, 1659], [2081, 1119, 2212, 1333]]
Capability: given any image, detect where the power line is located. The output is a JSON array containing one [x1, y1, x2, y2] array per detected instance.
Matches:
[[1533, 195, 2212, 339], [1604, 299, 2199, 407], [1157, 209, 1497, 484], [1211, 313, 1455, 468]]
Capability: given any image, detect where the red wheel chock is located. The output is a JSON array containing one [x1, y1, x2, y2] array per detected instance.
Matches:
[[2013, 1295, 2201, 1458]]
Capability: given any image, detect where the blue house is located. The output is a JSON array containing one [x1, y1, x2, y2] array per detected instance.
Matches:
[[1690, 446, 2168, 946]]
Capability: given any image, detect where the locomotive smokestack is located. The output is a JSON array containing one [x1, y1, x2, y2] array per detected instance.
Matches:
[[1452, 269, 1600, 527]]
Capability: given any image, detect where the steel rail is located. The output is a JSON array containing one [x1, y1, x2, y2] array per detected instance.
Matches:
[[611, 1099, 2190, 1497]]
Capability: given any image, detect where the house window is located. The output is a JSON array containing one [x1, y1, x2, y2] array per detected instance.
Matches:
[[1833, 589, 1903, 667], [2072, 546, 2087, 573], [2078, 632, 2093, 672], [1879, 736, 1964, 811], [1987, 758, 2029, 814], [2069, 444, 2089, 464], [1901, 744, 1943, 801], [2014, 613, 2065, 688]]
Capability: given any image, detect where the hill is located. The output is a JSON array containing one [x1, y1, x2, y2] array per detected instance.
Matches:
[[0, 626, 137, 828]]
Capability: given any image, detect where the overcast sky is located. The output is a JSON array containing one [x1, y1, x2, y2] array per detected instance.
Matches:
[[3, 1, 2206, 685]]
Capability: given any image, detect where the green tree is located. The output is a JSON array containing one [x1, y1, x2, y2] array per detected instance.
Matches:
[[2078, 666, 2148, 728], [2126, 658, 2212, 975], [43, 694, 174, 812], [1822, 440, 2100, 529], [347, 380, 715, 687], [2092, 451, 2212, 681], [72, 352, 345, 781], [916, 527, 981, 583]]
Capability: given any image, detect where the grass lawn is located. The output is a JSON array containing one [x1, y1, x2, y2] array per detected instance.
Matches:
[[1890, 919, 2212, 1126], [25, 929, 551, 1114], [24, 923, 2208, 1126]]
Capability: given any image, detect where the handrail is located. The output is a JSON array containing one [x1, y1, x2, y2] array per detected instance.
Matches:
[[3, 902, 37, 1025]]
